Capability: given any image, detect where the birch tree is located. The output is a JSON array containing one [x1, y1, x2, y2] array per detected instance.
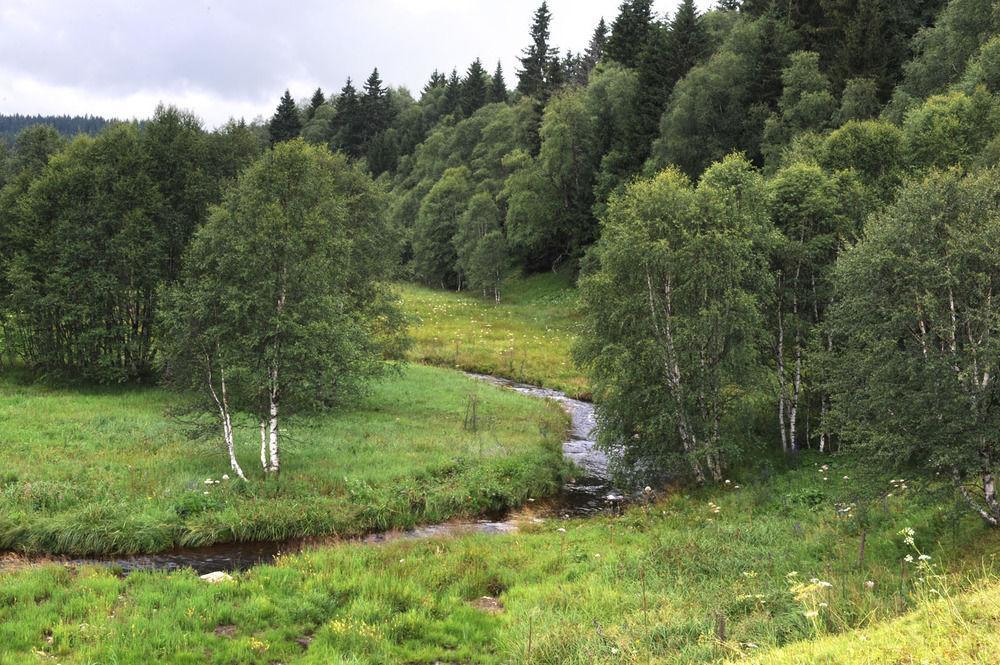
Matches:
[[767, 163, 867, 453], [159, 140, 403, 476], [576, 154, 773, 482], [828, 167, 1000, 525]]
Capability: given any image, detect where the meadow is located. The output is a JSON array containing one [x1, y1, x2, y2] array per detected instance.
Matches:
[[1, 451, 996, 664], [398, 272, 589, 399], [0, 364, 567, 555]]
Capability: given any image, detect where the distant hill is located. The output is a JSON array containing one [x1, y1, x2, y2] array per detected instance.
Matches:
[[0, 113, 111, 143]]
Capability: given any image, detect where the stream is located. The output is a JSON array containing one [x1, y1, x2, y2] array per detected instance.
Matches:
[[7, 373, 619, 575]]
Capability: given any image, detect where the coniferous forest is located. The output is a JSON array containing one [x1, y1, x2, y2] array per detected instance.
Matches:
[[3, 0, 1000, 662]]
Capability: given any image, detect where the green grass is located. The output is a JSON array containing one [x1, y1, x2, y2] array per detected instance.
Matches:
[[398, 272, 589, 399], [744, 578, 1000, 664], [0, 364, 567, 555], [2, 452, 996, 664]]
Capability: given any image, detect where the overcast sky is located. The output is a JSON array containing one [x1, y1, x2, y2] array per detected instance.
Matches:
[[0, 0, 714, 129]]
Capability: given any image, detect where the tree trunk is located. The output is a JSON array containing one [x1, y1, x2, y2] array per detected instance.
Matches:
[[266, 365, 280, 474], [207, 361, 247, 481]]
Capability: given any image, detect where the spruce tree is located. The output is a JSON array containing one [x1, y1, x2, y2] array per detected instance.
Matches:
[[605, 0, 654, 69], [308, 87, 326, 120], [360, 68, 393, 147], [490, 61, 508, 103], [423, 70, 447, 96], [268, 89, 302, 144], [629, 22, 673, 168], [331, 78, 362, 157], [579, 17, 609, 83], [461, 58, 489, 116], [667, 0, 707, 83], [444, 68, 462, 116], [517, 2, 558, 99]]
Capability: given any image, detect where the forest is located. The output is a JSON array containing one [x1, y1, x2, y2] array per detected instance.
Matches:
[[2, 0, 1000, 662]]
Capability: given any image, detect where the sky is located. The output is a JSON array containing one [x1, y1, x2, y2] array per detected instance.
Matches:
[[0, 0, 715, 129]]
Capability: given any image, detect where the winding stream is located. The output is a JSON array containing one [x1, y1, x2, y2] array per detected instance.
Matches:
[[7, 373, 618, 575]]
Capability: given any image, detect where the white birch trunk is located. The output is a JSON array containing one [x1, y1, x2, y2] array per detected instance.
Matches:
[[266, 366, 280, 474], [206, 361, 247, 481]]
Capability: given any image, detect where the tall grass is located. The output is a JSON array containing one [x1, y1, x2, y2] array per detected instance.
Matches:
[[398, 272, 589, 399], [0, 364, 567, 555]]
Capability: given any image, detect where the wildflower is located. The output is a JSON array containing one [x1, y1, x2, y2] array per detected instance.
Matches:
[[725, 480, 731, 484], [222, 474, 229, 481], [864, 580, 875, 589], [557, 528, 566, 533], [918, 554, 931, 561], [843, 476, 850, 480], [904, 554, 914, 563], [734, 484, 741, 489], [818, 602, 828, 608], [204, 479, 213, 485], [745, 643, 759, 649], [818, 581, 833, 588], [399, 559, 405, 564], [644, 486, 652, 493], [803, 610, 819, 618]]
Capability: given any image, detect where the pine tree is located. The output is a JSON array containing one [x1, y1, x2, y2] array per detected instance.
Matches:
[[307, 87, 326, 120], [490, 61, 508, 103], [605, 0, 654, 69], [331, 78, 362, 157], [717, 0, 741, 10], [268, 89, 302, 144], [517, 2, 558, 99], [444, 68, 462, 116], [461, 58, 489, 116], [579, 17, 609, 83]]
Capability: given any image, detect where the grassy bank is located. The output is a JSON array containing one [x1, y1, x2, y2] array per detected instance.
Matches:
[[744, 578, 1000, 664], [2, 452, 996, 664], [0, 364, 567, 556], [398, 272, 589, 399]]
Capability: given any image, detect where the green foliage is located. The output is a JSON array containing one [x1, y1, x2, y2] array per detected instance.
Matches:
[[605, 0, 654, 69], [837, 77, 881, 123], [159, 140, 402, 421], [887, 0, 999, 119], [268, 90, 301, 144], [762, 51, 837, 169], [828, 167, 1000, 524], [651, 15, 796, 177], [818, 119, 904, 194], [455, 192, 508, 301], [411, 166, 473, 287], [901, 88, 1000, 170], [577, 155, 774, 482], [516, 2, 559, 101]]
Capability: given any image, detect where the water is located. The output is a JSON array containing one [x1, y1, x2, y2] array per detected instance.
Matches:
[[4, 373, 620, 575]]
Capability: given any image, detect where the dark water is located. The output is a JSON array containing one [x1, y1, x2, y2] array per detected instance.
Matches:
[[6, 374, 621, 575]]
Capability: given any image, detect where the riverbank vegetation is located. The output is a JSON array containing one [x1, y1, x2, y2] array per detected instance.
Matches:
[[0, 365, 566, 555], [2, 452, 997, 663]]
